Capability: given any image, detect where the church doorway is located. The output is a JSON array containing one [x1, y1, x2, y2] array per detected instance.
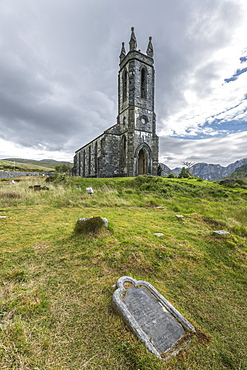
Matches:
[[138, 148, 147, 175]]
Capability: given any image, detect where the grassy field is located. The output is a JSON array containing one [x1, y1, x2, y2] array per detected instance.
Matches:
[[0, 159, 73, 172], [0, 175, 246, 369], [0, 160, 54, 172]]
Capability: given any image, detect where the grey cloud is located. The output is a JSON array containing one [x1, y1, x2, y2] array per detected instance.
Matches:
[[0, 0, 245, 162], [160, 132, 247, 168]]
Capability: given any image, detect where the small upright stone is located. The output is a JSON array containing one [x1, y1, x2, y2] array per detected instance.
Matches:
[[213, 230, 230, 235], [86, 187, 94, 194], [75, 217, 108, 235]]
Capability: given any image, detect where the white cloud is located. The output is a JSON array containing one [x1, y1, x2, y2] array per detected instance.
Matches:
[[0, 0, 246, 167]]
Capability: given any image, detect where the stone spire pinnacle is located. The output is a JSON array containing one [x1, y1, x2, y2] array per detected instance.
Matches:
[[146, 36, 154, 57], [119, 42, 126, 62], [129, 27, 137, 51]]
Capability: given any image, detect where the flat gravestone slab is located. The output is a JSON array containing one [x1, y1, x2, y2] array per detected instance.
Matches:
[[113, 276, 196, 359]]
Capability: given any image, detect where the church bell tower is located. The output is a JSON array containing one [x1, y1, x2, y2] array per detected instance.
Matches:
[[117, 27, 159, 177]]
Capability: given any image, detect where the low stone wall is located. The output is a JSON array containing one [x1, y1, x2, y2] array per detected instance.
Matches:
[[0, 171, 53, 179]]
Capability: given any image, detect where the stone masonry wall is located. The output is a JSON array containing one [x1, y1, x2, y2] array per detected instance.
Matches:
[[0, 171, 51, 179]]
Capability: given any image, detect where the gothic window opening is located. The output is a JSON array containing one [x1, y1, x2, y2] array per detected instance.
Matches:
[[83, 150, 85, 177], [123, 69, 127, 102], [122, 135, 127, 169], [141, 67, 147, 99], [88, 146, 91, 176], [95, 142, 98, 176], [101, 138, 105, 155]]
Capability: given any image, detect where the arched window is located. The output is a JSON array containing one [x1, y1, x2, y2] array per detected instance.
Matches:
[[141, 67, 147, 99], [88, 146, 91, 176], [120, 135, 127, 174], [122, 135, 126, 168], [95, 142, 98, 176], [83, 150, 85, 177], [122, 69, 127, 102]]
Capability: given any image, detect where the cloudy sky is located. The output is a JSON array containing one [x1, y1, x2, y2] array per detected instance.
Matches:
[[0, 0, 247, 168]]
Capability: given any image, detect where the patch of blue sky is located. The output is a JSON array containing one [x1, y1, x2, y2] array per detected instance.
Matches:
[[224, 66, 247, 83], [240, 56, 247, 63], [172, 119, 247, 140]]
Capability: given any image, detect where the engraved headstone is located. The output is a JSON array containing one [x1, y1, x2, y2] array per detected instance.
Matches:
[[113, 276, 196, 359]]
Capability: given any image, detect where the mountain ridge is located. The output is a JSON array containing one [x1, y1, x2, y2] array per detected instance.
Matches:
[[160, 158, 247, 181]]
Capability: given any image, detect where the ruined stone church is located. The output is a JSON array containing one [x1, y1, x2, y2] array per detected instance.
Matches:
[[73, 28, 159, 177]]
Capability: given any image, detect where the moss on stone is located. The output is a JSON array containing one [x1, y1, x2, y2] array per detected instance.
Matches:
[[74, 217, 105, 235]]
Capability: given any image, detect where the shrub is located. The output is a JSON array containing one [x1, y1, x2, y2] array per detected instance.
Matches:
[[178, 167, 191, 178]]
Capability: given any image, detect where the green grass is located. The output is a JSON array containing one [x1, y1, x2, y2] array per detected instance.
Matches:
[[0, 159, 54, 172], [0, 175, 246, 369]]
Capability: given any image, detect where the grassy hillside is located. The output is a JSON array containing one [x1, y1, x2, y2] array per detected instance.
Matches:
[[0, 159, 54, 172], [0, 175, 246, 369], [1, 158, 73, 171], [228, 163, 247, 179]]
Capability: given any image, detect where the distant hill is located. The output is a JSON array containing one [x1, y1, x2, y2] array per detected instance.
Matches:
[[160, 158, 247, 181], [189, 158, 247, 181], [159, 163, 173, 176], [227, 163, 247, 179], [2, 158, 73, 171]]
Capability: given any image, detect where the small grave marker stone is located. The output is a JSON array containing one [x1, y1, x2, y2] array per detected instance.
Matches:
[[75, 217, 108, 235], [113, 276, 196, 359], [86, 187, 94, 194], [213, 230, 230, 235], [153, 233, 164, 237]]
